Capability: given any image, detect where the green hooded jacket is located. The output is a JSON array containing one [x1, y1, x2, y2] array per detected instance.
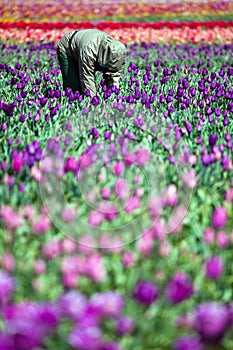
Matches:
[[57, 29, 126, 97]]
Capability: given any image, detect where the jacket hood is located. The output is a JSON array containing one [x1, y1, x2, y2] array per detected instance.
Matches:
[[98, 37, 126, 72]]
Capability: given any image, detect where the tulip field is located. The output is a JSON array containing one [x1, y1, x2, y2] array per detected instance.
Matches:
[[0, 1, 233, 349]]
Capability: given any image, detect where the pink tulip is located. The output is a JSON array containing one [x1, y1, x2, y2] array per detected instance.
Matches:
[[34, 259, 46, 275], [135, 187, 144, 197], [98, 202, 118, 222], [31, 214, 51, 234], [78, 234, 96, 254], [23, 204, 35, 221], [30, 166, 42, 182], [203, 227, 215, 244], [79, 153, 91, 169], [182, 169, 198, 189], [125, 196, 141, 213], [42, 239, 62, 259], [216, 231, 228, 248], [158, 240, 172, 257], [164, 184, 178, 206], [114, 178, 130, 200], [31, 278, 43, 292], [147, 195, 163, 218], [64, 157, 77, 172], [99, 234, 123, 253], [61, 207, 76, 222], [113, 161, 125, 176], [212, 206, 228, 229], [134, 174, 142, 184], [62, 272, 79, 288], [101, 187, 111, 200], [40, 156, 53, 173], [0, 205, 23, 231], [11, 156, 24, 173], [85, 253, 107, 282], [225, 188, 233, 202], [86, 189, 97, 203], [1, 253, 15, 272], [88, 210, 104, 227], [62, 237, 77, 253], [124, 151, 135, 166], [135, 148, 150, 167], [121, 251, 135, 268], [167, 205, 187, 234], [152, 219, 166, 240], [136, 230, 154, 256]]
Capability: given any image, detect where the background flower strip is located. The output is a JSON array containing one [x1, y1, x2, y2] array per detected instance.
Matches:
[[1, 25, 232, 44], [1, 0, 233, 22]]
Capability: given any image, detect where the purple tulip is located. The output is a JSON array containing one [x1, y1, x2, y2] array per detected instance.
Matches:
[[206, 107, 212, 115], [209, 134, 218, 146], [201, 154, 211, 167], [90, 127, 100, 138], [27, 144, 35, 155], [91, 96, 99, 106], [15, 62, 21, 70], [1, 123, 7, 131], [40, 97, 48, 106], [54, 90, 61, 98], [58, 291, 87, 321], [225, 133, 231, 142], [68, 326, 102, 350], [1, 161, 7, 172], [82, 106, 89, 115], [165, 272, 193, 304], [214, 108, 221, 116], [7, 176, 15, 189], [11, 157, 24, 173], [205, 256, 224, 280], [117, 316, 135, 335], [152, 84, 158, 94], [0, 270, 15, 305], [64, 157, 77, 172], [133, 280, 159, 306], [18, 182, 25, 193], [34, 149, 43, 161], [50, 107, 58, 116], [184, 120, 193, 133], [68, 93, 75, 102], [104, 131, 112, 140], [193, 302, 230, 343], [90, 292, 124, 318]]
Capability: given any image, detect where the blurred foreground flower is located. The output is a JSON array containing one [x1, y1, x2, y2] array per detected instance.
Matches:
[[193, 302, 230, 344], [133, 280, 159, 306], [165, 272, 194, 304]]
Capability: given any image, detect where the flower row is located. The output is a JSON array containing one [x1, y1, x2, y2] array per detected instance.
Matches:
[[1, 26, 233, 44], [1, 0, 233, 22], [1, 20, 233, 29]]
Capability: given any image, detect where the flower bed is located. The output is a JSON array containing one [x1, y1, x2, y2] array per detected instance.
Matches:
[[1, 21, 233, 44], [1, 0, 233, 22], [0, 39, 233, 349]]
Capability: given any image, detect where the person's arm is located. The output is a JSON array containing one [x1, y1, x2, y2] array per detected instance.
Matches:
[[103, 69, 123, 90], [78, 47, 97, 97]]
